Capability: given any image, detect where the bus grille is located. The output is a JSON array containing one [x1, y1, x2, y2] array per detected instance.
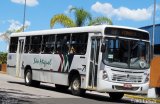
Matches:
[[112, 74, 143, 83], [114, 86, 139, 91]]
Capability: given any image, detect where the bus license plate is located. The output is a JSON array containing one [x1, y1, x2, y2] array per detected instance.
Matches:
[[123, 83, 132, 88]]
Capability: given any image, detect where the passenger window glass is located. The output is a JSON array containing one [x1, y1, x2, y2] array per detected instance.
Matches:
[[42, 35, 55, 54], [71, 33, 88, 55], [24, 36, 30, 53], [9, 37, 18, 53], [30, 36, 42, 53], [55, 34, 70, 54]]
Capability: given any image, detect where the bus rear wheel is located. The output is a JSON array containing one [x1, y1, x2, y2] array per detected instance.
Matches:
[[109, 92, 124, 100], [70, 75, 86, 96], [24, 69, 40, 87]]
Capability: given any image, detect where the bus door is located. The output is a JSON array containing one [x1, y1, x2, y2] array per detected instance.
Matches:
[[16, 37, 25, 77], [88, 37, 100, 89]]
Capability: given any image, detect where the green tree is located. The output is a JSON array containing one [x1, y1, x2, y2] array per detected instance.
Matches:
[[50, 7, 112, 28], [0, 52, 7, 64]]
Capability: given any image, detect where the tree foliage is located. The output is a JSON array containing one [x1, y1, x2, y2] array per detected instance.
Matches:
[[0, 25, 28, 43], [50, 14, 76, 28], [89, 17, 113, 26], [0, 52, 7, 64], [50, 7, 112, 28], [69, 7, 92, 27]]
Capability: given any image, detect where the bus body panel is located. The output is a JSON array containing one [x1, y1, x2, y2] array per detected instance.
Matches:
[[97, 63, 150, 94], [7, 53, 17, 77], [20, 51, 89, 87], [97, 78, 149, 94]]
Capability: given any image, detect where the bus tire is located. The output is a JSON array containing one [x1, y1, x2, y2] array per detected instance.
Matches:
[[109, 92, 124, 100], [24, 69, 40, 87], [24, 69, 33, 86], [55, 84, 69, 90], [70, 75, 86, 96]]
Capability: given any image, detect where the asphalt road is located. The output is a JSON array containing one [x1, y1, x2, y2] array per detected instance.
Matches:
[[0, 73, 142, 104]]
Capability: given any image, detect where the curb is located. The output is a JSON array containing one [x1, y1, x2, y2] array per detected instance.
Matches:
[[0, 71, 6, 74], [125, 94, 160, 103]]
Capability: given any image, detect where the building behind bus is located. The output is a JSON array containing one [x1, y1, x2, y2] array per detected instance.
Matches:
[[140, 24, 160, 97]]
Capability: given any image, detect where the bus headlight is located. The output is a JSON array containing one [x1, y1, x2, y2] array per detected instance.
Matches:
[[103, 70, 108, 80], [145, 74, 150, 83]]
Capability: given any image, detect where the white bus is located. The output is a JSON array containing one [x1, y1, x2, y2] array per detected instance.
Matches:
[[7, 25, 150, 100]]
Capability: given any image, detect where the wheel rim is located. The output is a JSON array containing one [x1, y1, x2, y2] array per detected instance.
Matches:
[[72, 79, 80, 90], [26, 71, 31, 83]]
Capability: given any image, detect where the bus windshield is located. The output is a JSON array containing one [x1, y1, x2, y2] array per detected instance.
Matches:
[[102, 38, 150, 69]]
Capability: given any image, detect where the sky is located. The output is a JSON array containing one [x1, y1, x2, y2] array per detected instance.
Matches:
[[0, 0, 160, 52]]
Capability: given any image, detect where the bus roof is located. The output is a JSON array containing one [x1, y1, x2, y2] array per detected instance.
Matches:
[[10, 25, 149, 37]]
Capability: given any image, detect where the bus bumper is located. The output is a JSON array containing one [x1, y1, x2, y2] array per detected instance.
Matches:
[[97, 80, 149, 94]]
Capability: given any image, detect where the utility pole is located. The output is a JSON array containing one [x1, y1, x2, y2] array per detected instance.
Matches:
[[152, 0, 156, 58], [23, 0, 27, 32]]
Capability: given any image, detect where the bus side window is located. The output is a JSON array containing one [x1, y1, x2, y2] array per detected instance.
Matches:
[[24, 36, 30, 53], [9, 37, 18, 53], [71, 33, 88, 55], [30, 36, 42, 53], [42, 35, 55, 54], [55, 34, 70, 54]]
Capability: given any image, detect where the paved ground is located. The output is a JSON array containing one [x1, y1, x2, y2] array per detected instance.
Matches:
[[0, 72, 158, 104]]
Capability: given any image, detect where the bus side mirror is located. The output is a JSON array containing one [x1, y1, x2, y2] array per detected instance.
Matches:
[[101, 44, 106, 53]]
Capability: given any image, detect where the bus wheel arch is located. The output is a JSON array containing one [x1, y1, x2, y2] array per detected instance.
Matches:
[[24, 65, 40, 87], [68, 69, 86, 96], [68, 70, 80, 85], [24, 65, 32, 75]]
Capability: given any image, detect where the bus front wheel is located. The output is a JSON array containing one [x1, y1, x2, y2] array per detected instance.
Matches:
[[109, 92, 124, 100], [70, 75, 86, 96]]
